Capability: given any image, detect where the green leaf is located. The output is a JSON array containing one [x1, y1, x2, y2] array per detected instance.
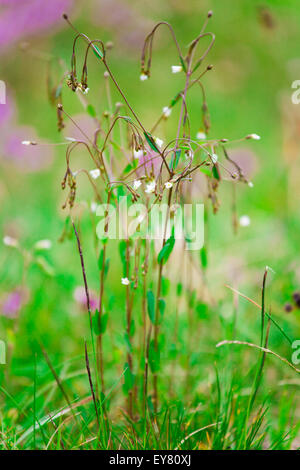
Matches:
[[200, 167, 212, 177], [93, 310, 108, 335], [98, 249, 104, 270], [157, 235, 175, 265], [144, 132, 159, 152], [149, 340, 160, 373], [212, 164, 220, 180], [171, 149, 181, 170], [123, 362, 135, 394], [161, 276, 170, 296], [176, 282, 183, 297], [87, 104, 96, 118], [104, 259, 110, 278], [147, 290, 155, 324], [92, 45, 104, 60], [200, 247, 207, 269], [158, 298, 166, 318]]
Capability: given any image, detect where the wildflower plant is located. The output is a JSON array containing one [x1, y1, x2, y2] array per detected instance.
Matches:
[[47, 10, 266, 428]]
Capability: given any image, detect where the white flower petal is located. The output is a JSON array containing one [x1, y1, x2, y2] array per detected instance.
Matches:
[[3, 236, 18, 247], [89, 169, 101, 180], [162, 106, 172, 117], [196, 131, 207, 140], [133, 180, 142, 190], [239, 215, 251, 227], [171, 65, 182, 74], [121, 277, 130, 285], [34, 239, 52, 250]]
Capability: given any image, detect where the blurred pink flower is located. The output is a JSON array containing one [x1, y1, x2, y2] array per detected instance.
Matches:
[[0, 93, 15, 126], [2, 125, 53, 171], [2, 288, 28, 319], [91, 0, 151, 52], [63, 113, 98, 143], [137, 148, 161, 177], [73, 286, 98, 312], [0, 0, 74, 51]]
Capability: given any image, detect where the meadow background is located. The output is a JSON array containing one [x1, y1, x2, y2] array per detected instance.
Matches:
[[0, 0, 299, 450]]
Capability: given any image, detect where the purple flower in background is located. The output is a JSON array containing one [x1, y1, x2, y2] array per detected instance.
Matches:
[[73, 286, 98, 312], [63, 113, 98, 143], [0, 0, 73, 51], [2, 125, 53, 171], [91, 0, 151, 52], [136, 148, 161, 177], [2, 288, 27, 318], [0, 93, 15, 126]]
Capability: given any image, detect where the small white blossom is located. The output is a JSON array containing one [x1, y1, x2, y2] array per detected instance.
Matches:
[[89, 169, 101, 179], [211, 153, 218, 164], [34, 239, 52, 250], [133, 180, 142, 190], [162, 106, 172, 118], [91, 202, 98, 213], [154, 137, 164, 148], [121, 277, 130, 285], [83, 87, 89, 95], [133, 149, 144, 159], [248, 181, 254, 188], [140, 73, 148, 81], [21, 140, 31, 146], [239, 215, 251, 227], [196, 131, 207, 140], [165, 181, 173, 189], [145, 180, 156, 194], [171, 65, 182, 74], [3, 236, 18, 247], [247, 133, 261, 140]]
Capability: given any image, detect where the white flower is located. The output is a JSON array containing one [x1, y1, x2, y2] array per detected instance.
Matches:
[[247, 133, 261, 140], [154, 137, 164, 149], [121, 277, 130, 285], [171, 65, 182, 74], [133, 180, 142, 190], [165, 181, 173, 189], [133, 149, 144, 159], [83, 87, 89, 95], [145, 180, 156, 194], [239, 215, 251, 227], [140, 73, 148, 81], [248, 181, 254, 188], [34, 239, 52, 250], [211, 153, 218, 164], [196, 131, 207, 140], [162, 106, 172, 118], [90, 202, 98, 213], [89, 169, 101, 179], [21, 140, 31, 146], [3, 236, 18, 247]]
